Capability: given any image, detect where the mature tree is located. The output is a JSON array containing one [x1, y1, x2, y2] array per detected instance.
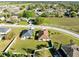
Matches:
[[35, 51, 41, 57], [40, 13, 48, 17], [26, 48, 34, 55], [18, 10, 35, 18], [20, 5, 26, 10], [71, 11, 77, 17], [6, 51, 13, 57], [3, 9, 8, 13], [35, 17, 44, 25], [36, 44, 47, 49]]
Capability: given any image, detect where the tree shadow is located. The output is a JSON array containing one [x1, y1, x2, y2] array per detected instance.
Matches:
[[47, 40, 55, 56]]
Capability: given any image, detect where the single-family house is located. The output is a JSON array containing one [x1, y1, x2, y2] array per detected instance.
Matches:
[[10, 15, 20, 23], [20, 29, 33, 40], [0, 16, 5, 21], [59, 44, 79, 57], [28, 17, 36, 24], [35, 8, 43, 16], [26, 5, 30, 10], [35, 29, 50, 41], [46, 8, 54, 13], [20, 17, 28, 22], [11, 15, 18, 19], [0, 27, 11, 40]]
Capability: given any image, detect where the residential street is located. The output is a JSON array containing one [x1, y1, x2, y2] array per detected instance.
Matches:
[[0, 24, 79, 38]]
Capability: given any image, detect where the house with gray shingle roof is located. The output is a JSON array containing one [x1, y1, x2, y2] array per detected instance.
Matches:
[[59, 44, 79, 57], [20, 29, 33, 40]]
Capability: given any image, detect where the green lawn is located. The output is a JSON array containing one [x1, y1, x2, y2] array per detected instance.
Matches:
[[18, 21, 28, 25], [50, 30, 79, 45], [39, 17, 79, 34], [0, 2, 30, 6], [10, 39, 48, 54], [35, 49, 52, 57]]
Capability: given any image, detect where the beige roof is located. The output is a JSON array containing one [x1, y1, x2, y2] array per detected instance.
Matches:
[[38, 29, 50, 41]]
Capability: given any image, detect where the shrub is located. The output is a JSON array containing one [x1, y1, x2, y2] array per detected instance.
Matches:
[[40, 13, 48, 17], [0, 52, 4, 57], [71, 11, 77, 17], [6, 51, 13, 57], [36, 44, 47, 49]]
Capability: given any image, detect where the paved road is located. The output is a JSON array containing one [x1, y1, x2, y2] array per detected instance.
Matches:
[[0, 24, 79, 38]]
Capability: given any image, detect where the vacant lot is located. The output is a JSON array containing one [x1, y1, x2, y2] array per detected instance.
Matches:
[[39, 17, 79, 34]]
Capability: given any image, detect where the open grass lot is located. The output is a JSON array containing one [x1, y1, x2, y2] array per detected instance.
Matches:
[[9, 29, 79, 55], [18, 21, 28, 25], [40, 17, 79, 34]]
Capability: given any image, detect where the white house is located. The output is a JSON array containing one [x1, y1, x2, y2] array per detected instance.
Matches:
[[0, 16, 5, 21], [35, 8, 43, 16]]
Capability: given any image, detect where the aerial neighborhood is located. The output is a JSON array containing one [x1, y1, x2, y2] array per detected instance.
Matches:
[[0, 1, 79, 57]]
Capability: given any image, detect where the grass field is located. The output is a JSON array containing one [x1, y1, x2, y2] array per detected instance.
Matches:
[[50, 30, 79, 45], [0, 2, 30, 6], [9, 38, 48, 54], [18, 21, 28, 25], [35, 49, 52, 57], [39, 17, 79, 34]]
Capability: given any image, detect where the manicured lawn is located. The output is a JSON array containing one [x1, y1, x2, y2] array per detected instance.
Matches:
[[39, 17, 79, 34], [10, 39, 48, 54]]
